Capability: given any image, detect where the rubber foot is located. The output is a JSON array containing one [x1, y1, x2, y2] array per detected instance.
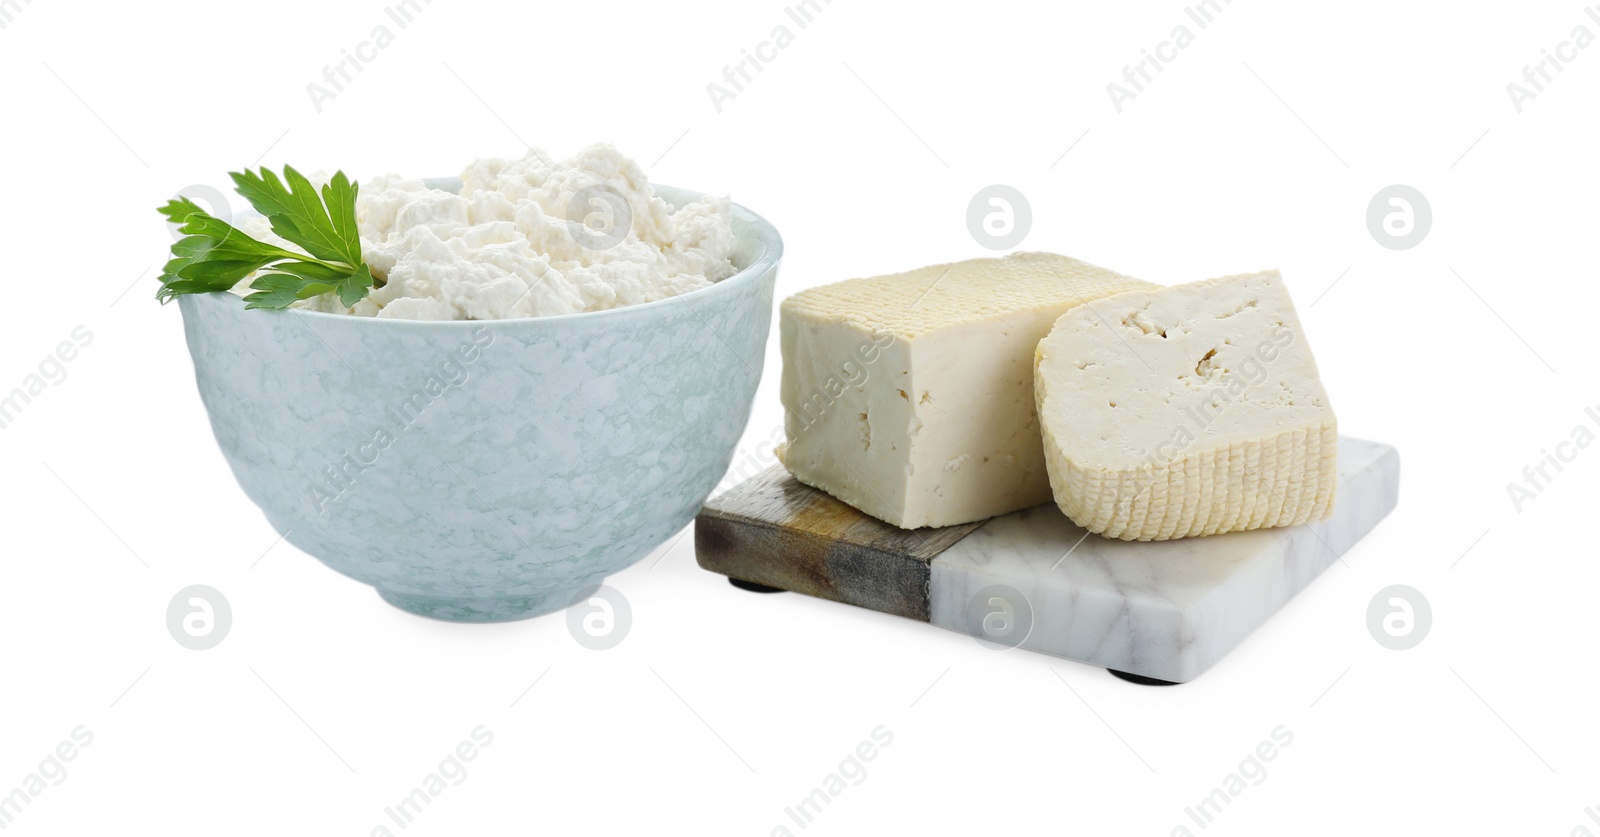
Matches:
[[728, 577, 786, 594], [1109, 669, 1181, 686]]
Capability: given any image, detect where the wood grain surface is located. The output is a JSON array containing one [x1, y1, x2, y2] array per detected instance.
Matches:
[[694, 466, 982, 621]]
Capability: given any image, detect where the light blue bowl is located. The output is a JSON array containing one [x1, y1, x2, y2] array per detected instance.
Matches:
[[178, 184, 780, 622]]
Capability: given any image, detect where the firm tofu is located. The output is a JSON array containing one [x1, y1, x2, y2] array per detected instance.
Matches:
[[778, 253, 1152, 529], [1035, 270, 1337, 541]]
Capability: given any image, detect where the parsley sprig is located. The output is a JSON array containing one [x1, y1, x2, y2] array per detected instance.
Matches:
[[157, 166, 375, 310]]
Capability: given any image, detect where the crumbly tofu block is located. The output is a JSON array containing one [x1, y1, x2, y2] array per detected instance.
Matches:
[[778, 253, 1153, 529], [1034, 270, 1337, 541]]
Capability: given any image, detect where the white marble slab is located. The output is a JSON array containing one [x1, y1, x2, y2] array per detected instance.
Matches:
[[928, 438, 1399, 682]]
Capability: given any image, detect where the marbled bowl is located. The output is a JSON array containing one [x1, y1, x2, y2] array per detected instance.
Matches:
[[178, 185, 780, 622]]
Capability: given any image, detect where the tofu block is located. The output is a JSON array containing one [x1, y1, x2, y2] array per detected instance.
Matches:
[[1034, 270, 1337, 541], [778, 253, 1152, 529]]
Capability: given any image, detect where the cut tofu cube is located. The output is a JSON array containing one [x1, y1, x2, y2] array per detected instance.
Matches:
[[1034, 270, 1337, 541], [778, 252, 1153, 529]]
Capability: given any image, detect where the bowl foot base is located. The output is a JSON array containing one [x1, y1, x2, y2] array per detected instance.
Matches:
[[377, 589, 575, 623]]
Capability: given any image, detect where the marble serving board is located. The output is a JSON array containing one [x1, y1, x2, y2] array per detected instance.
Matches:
[[696, 437, 1399, 683]]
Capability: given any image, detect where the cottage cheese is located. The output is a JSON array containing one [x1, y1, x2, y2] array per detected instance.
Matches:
[[233, 144, 739, 319]]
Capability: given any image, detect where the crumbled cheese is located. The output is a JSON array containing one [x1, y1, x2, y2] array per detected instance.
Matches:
[[232, 144, 738, 320]]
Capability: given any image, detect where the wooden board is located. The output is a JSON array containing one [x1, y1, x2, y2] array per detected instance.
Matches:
[[694, 467, 980, 621]]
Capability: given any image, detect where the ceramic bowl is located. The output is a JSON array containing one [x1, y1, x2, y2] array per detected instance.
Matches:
[[178, 184, 780, 621]]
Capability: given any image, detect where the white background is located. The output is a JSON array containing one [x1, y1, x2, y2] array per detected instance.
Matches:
[[1, 0, 1597, 834]]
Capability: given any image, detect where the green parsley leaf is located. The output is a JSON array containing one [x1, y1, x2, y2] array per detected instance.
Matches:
[[156, 166, 374, 310], [243, 271, 334, 310], [242, 261, 374, 310], [157, 196, 208, 225], [334, 264, 376, 308], [229, 166, 363, 266]]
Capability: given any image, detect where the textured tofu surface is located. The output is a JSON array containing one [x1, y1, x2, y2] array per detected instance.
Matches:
[[779, 253, 1152, 529], [1034, 271, 1337, 541]]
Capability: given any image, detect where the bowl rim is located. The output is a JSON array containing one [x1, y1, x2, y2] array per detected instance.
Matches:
[[185, 181, 783, 328]]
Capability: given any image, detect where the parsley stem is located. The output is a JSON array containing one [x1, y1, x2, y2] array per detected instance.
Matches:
[[261, 246, 352, 271]]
